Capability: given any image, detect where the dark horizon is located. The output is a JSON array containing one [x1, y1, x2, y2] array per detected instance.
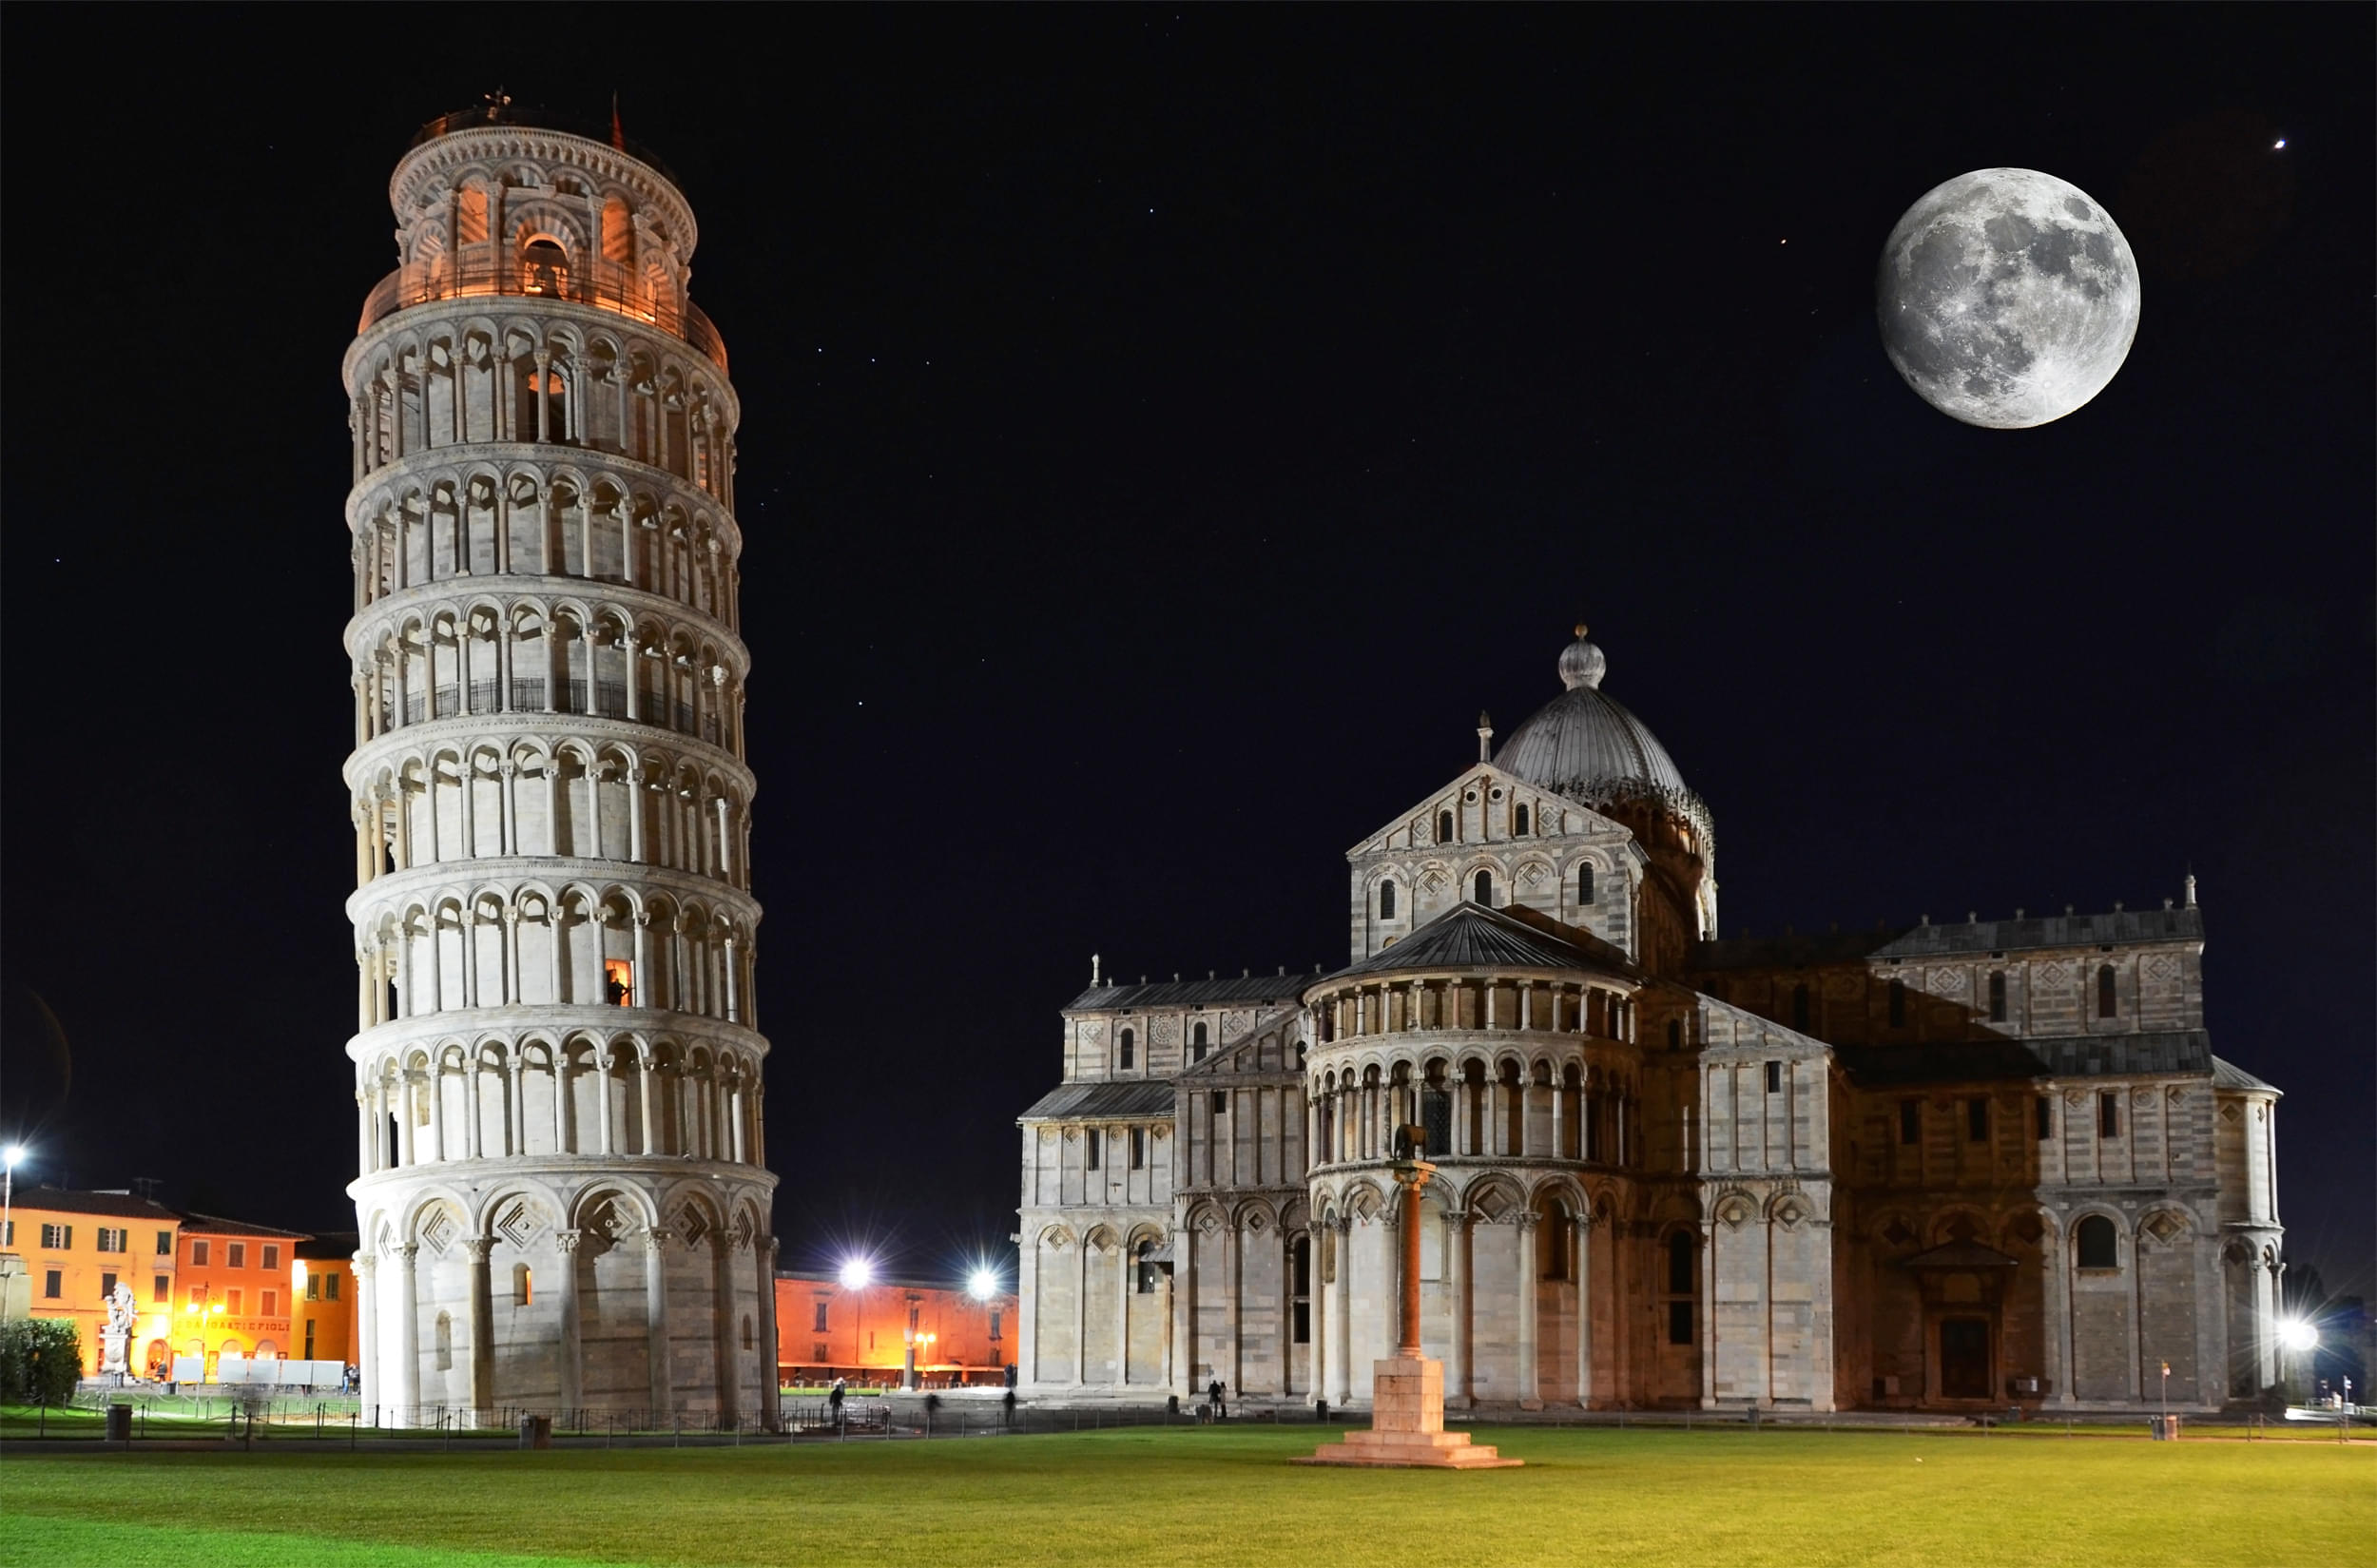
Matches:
[[2, 9, 2368, 1304]]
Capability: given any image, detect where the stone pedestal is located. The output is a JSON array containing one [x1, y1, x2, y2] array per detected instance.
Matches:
[[1297, 1357, 1521, 1469]]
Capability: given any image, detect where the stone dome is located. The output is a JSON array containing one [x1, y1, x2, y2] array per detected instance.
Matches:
[[1492, 627, 1691, 801]]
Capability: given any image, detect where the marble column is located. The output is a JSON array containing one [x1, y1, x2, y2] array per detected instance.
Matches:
[[395, 1244, 421, 1423], [645, 1228, 674, 1418], [1445, 1210, 1474, 1408], [465, 1239, 494, 1419], [555, 1229, 583, 1416], [1517, 1212, 1542, 1407]]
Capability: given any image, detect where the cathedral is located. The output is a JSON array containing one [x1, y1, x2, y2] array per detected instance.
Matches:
[[1015, 629, 2288, 1413]]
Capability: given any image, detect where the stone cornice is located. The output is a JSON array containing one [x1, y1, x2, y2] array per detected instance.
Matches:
[[345, 439, 744, 558], [344, 855, 763, 928], [341, 715, 756, 798], [343, 1006, 771, 1062]]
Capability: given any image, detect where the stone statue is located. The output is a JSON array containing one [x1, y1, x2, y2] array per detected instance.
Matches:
[[99, 1281, 137, 1379]]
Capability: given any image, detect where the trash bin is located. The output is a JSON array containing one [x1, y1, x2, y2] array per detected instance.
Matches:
[[106, 1404, 133, 1442], [2149, 1415, 2182, 1442], [519, 1414, 553, 1449]]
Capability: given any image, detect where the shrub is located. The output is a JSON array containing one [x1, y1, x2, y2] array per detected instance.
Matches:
[[0, 1319, 86, 1405]]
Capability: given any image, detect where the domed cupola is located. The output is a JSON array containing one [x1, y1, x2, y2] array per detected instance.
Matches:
[[1493, 626, 1714, 856]]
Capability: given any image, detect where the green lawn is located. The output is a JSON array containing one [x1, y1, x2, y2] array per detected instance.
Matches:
[[1, 1425, 2367, 1567]]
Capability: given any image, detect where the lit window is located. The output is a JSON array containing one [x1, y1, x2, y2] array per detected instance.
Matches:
[[513, 1265, 532, 1306], [96, 1228, 127, 1254], [305, 1275, 320, 1301], [40, 1224, 70, 1250], [606, 958, 636, 1007], [101, 1271, 118, 1301]]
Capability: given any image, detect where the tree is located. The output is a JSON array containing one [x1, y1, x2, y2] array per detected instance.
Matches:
[[1, 1319, 86, 1404]]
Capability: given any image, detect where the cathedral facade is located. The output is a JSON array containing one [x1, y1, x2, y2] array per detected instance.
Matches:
[[1016, 629, 2286, 1413]]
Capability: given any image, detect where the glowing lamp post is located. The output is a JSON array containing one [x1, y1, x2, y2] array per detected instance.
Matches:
[[1, 1144, 22, 1329]]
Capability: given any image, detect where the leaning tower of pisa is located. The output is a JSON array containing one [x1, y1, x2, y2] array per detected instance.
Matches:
[[340, 105, 777, 1427]]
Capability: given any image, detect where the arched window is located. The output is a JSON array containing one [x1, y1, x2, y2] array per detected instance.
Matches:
[[1665, 1229, 1696, 1345], [1379, 880, 1397, 920], [1538, 1196, 1571, 1279], [1988, 971, 2007, 1022], [1514, 803, 1530, 836], [1473, 870, 1493, 906], [1117, 1028, 1135, 1070], [1887, 978, 1907, 1028], [434, 1311, 454, 1370], [2097, 964, 2117, 1019], [1578, 863, 1597, 904], [1136, 1239, 1161, 1294], [512, 1264, 532, 1306], [1437, 809, 1454, 843], [521, 238, 570, 298], [2076, 1214, 2117, 1269], [1191, 1021, 1208, 1062], [1290, 1237, 1312, 1344], [1791, 983, 1811, 1034]]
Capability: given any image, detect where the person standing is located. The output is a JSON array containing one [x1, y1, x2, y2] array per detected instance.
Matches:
[[1208, 1377, 1226, 1420]]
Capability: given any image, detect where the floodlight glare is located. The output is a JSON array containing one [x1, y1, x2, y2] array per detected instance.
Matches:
[[968, 1268, 998, 1301], [839, 1258, 874, 1289], [2, 1145, 21, 1170], [2277, 1319, 2318, 1353]]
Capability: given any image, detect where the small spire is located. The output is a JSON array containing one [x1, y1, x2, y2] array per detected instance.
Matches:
[[1477, 709, 1494, 762], [1091, 953, 1101, 987], [2183, 873, 2197, 908], [611, 90, 627, 151]]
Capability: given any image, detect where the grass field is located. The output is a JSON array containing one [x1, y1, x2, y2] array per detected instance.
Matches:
[[2, 1424, 2367, 1567]]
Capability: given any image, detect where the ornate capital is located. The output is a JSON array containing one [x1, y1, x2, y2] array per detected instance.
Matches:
[[462, 1239, 493, 1263], [644, 1227, 674, 1252], [354, 1252, 377, 1276], [394, 1244, 420, 1264], [1442, 1210, 1473, 1232], [1514, 1210, 1540, 1232], [554, 1228, 583, 1255]]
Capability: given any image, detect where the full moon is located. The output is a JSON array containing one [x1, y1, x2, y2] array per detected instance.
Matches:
[[1876, 168, 2140, 429]]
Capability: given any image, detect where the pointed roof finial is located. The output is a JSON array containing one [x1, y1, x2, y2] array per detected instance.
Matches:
[[1477, 709, 1494, 762], [611, 89, 627, 151]]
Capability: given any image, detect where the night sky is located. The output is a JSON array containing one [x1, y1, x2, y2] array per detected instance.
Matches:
[[4, 10, 2368, 1301]]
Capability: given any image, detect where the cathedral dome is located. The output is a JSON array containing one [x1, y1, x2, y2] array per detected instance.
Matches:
[[1493, 627, 1691, 801]]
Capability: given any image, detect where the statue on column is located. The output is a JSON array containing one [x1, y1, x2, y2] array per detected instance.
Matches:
[[99, 1280, 138, 1380]]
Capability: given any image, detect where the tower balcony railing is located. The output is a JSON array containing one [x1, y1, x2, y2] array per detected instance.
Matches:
[[380, 680, 726, 748], [358, 250, 726, 373]]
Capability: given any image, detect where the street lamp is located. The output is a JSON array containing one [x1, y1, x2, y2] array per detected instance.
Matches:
[[0, 1143, 24, 1331], [967, 1268, 998, 1303]]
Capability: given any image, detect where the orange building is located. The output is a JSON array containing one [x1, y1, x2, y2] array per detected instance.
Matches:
[[0, 1187, 183, 1377], [775, 1268, 1018, 1388], [293, 1234, 359, 1368], [172, 1214, 311, 1377]]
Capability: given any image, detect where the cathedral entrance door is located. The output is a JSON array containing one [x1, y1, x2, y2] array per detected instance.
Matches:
[[1940, 1317, 1991, 1400]]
